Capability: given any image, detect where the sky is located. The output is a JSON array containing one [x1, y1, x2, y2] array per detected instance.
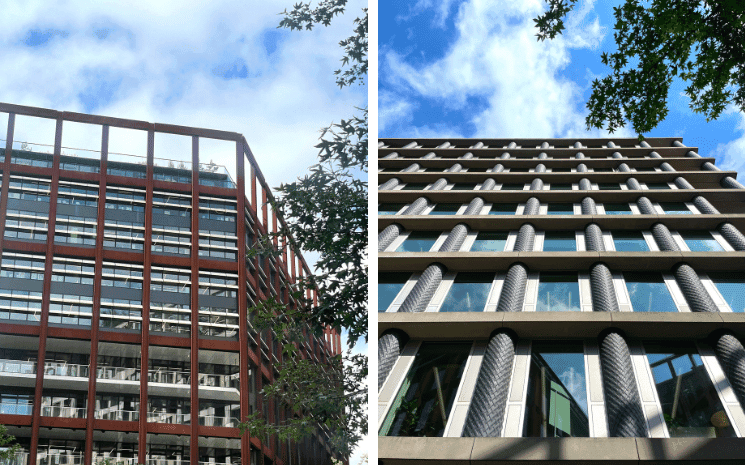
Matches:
[[378, 0, 745, 179], [0, 0, 368, 462]]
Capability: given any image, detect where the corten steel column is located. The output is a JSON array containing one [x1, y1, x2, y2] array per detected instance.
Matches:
[[138, 129, 155, 464], [0, 113, 14, 259], [190, 135, 200, 465], [84, 124, 108, 465], [236, 142, 252, 464], [462, 330, 516, 437], [29, 117, 63, 465]]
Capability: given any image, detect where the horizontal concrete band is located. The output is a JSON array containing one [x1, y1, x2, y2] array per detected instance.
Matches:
[[378, 251, 745, 272], [377, 170, 734, 184], [378, 189, 745, 204], [379, 157, 713, 171], [378, 214, 745, 233], [378, 311, 745, 340], [378, 145, 690, 159], [379, 436, 745, 464]]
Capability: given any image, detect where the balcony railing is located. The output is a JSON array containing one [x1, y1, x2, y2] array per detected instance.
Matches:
[[198, 415, 240, 427], [146, 412, 190, 424], [96, 366, 140, 381], [147, 370, 189, 385], [37, 453, 84, 465], [94, 409, 139, 422], [0, 359, 35, 375], [0, 451, 28, 465], [41, 405, 87, 418], [44, 362, 89, 378], [197, 373, 238, 389], [91, 457, 138, 465], [0, 402, 32, 415]]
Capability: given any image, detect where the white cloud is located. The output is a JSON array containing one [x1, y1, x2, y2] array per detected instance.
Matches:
[[380, 0, 631, 139], [711, 111, 745, 177], [396, 0, 458, 29]]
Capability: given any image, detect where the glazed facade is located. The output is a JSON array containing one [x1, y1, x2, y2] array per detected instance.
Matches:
[[0, 103, 341, 465], [377, 138, 745, 463]]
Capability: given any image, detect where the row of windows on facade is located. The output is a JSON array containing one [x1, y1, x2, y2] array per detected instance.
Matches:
[[379, 141, 662, 149], [381, 165, 666, 174], [379, 269, 744, 314], [381, 180, 690, 192], [379, 339, 739, 439], [380, 200, 699, 215], [6, 150, 237, 188]]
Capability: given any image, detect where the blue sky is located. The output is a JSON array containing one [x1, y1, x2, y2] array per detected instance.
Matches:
[[378, 0, 745, 178]]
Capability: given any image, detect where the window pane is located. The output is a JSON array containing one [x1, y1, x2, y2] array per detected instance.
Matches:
[[489, 204, 517, 215], [659, 202, 691, 214], [547, 203, 573, 215], [598, 183, 620, 190], [439, 272, 493, 312], [680, 231, 724, 252], [537, 273, 580, 312], [430, 204, 461, 215], [401, 183, 429, 191], [380, 342, 471, 437], [550, 183, 572, 191], [378, 273, 411, 312], [471, 232, 507, 252], [613, 231, 649, 252], [510, 168, 530, 173], [708, 272, 745, 313], [501, 183, 524, 191], [451, 183, 476, 190], [624, 273, 678, 312], [593, 167, 613, 172], [604, 203, 632, 215], [551, 168, 571, 173], [379, 203, 406, 215], [523, 341, 589, 437], [644, 342, 736, 438], [396, 231, 441, 252], [646, 183, 671, 189], [543, 232, 576, 252]]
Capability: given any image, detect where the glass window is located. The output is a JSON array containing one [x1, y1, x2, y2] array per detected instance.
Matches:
[[537, 273, 580, 312], [471, 232, 508, 252], [451, 183, 477, 191], [429, 204, 461, 215], [613, 231, 649, 252], [708, 272, 745, 313], [646, 182, 671, 189], [465, 167, 488, 173], [550, 183, 572, 191], [378, 273, 411, 312], [659, 202, 691, 214], [603, 203, 632, 215], [501, 183, 525, 191], [439, 272, 493, 312], [550, 168, 571, 173], [489, 204, 517, 215], [379, 203, 406, 215], [543, 232, 576, 252], [624, 272, 678, 312], [635, 166, 656, 172], [396, 231, 441, 252], [523, 341, 589, 437], [679, 231, 724, 252], [401, 183, 429, 191], [598, 183, 621, 190], [593, 167, 613, 172], [547, 203, 573, 215], [509, 168, 530, 173], [645, 342, 735, 438], [379, 342, 471, 437]]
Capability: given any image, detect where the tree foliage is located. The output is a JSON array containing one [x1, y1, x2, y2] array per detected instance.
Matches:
[[535, 0, 745, 135], [239, 0, 367, 458], [0, 424, 20, 459]]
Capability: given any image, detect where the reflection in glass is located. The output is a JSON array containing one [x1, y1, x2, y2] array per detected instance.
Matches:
[[660, 202, 691, 214], [451, 183, 477, 190], [645, 342, 735, 438], [543, 232, 576, 252], [500, 183, 525, 191], [708, 272, 745, 313], [471, 231, 508, 252], [429, 204, 461, 215], [439, 272, 493, 312], [547, 203, 573, 215], [396, 231, 441, 253], [523, 341, 589, 437], [380, 343, 471, 437], [378, 273, 411, 313], [598, 183, 620, 190], [680, 231, 724, 252], [537, 273, 580, 312], [489, 204, 518, 215], [401, 183, 429, 191], [624, 273, 678, 312], [613, 231, 649, 252], [379, 203, 406, 215], [646, 183, 671, 189], [604, 203, 632, 215], [550, 183, 572, 191]]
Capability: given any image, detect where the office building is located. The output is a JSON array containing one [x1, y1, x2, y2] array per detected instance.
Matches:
[[378, 138, 745, 463], [0, 103, 341, 465]]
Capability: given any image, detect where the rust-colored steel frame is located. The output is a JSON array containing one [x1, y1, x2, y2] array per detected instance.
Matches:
[[0, 102, 341, 465]]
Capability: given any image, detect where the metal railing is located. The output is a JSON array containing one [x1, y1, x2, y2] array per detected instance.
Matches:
[[37, 453, 84, 465], [147, 369, 190, 385], [96, 366, 140, 381], [0, 451, 27, 465], [43, 361, 88, 378], [0, 359, 35, 375], [198, 415, 240, 427], [0, 402, 32, 415], [146, 412, 190, 424], [94, 409, 139, 422], [41, 405, 87, 418]]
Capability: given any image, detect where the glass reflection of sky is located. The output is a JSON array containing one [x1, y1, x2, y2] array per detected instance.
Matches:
[[709, 273, 745, 313], [543, 232, 576, 252], [646, 351, 701, 383], [680, 232, 724, 252], [537, 275, 580, 312], [603, 203, 632, 215], [396, 231, 440, 252], [439, 273, 493, 312], [625, 275, 678, 312], [471, 232, 507, 252], [537, 347, 588, 414], [613, 232, 649, 251], [379, 273, 410, 312]]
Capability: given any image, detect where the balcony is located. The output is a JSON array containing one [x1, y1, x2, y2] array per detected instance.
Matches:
[[198, 415, 240, 428], [0, 359, 35, 375], [96, 366, 140, 382], [44, 362, 88, 378], [146, 412, 190, 424], [0, 451, 27, 465], [94, 408, 139, 422], [0, 402, 32, 415], [41, 405, 86, 419], [36, 453, 84, 465]]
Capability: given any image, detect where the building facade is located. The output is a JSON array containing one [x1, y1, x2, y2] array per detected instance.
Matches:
[[377, 138, 745, 463], [0, 103, 341, 465]]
